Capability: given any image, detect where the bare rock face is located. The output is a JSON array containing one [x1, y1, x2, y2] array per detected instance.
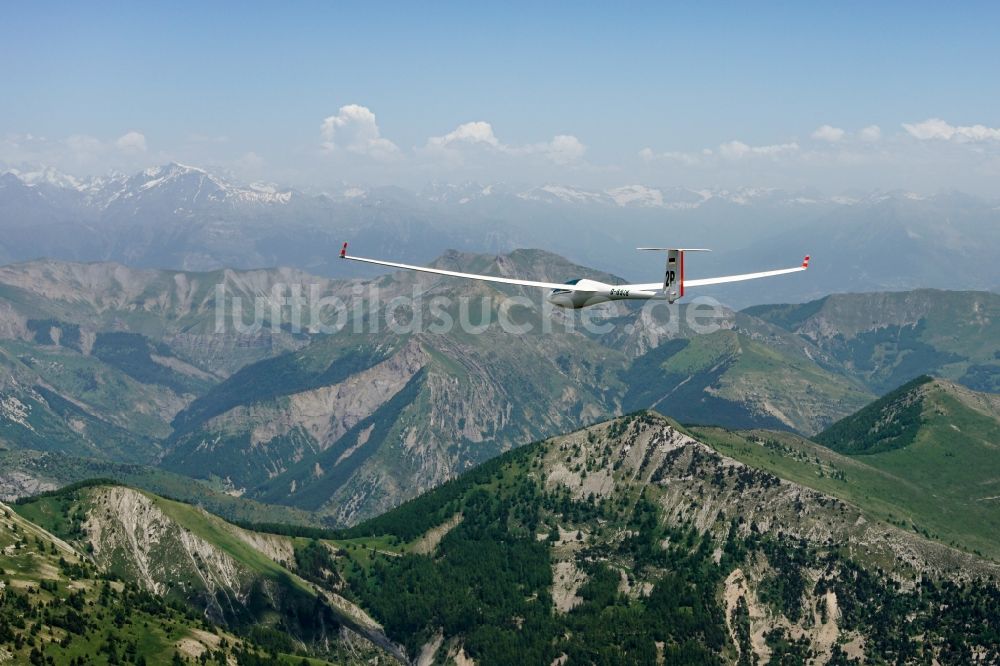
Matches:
[[163, 338, 432, 495], [82, 486, 252, 606], [530, 413, 1000, 663], [74, 485, 396, 654], [0, 299, 27, 340], [546, 415, 1000, 580], [209, 337, 429, 452], [313, 331, 615, 526], [0, 470, 56, 501]]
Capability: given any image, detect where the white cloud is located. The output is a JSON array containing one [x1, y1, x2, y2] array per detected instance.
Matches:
[[1, 130, 163, 174], [859, 125, 882, 142], [718, 140, 799, 159], [427, 121, 501, 149], [426, 121, 586, 164], [811, 124, 845, 142], [320, 104, 399, 160], [644, 125, 881, 168], [641, 140, 797, 165], [1, 133, 77, 165], [903, 118, 1000, 142], [634, 121, 1000, 197], [115, 131, 147, 153], [718, 141, 750, 159], [542, 135, 586, 165], [638, 147, 705, 166]]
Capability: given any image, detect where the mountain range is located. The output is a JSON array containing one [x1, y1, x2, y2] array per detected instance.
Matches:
[[0, 241, 996, 662], [0, 253, 996, 528], [3, 163, 999, 308]]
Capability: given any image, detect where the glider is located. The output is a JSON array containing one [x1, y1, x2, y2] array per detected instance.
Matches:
[[340, 243, 809, 309]]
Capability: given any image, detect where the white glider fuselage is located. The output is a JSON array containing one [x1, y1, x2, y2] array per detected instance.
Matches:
[[545, 279, 662, 309]]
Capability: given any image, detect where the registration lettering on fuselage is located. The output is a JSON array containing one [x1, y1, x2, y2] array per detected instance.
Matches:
[[610, 288, 630, 297]]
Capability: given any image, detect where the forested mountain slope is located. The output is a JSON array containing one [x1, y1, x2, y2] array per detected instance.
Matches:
[[8, 408, 1000, 663], [324, 412, 1000, 664]]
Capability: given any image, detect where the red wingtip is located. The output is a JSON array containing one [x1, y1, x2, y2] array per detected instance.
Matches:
[[802, 255, 810, 268], [340, 242, 348, 259]]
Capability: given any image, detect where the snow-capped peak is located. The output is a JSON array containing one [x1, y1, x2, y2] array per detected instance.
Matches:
[[5, 166, 87, 191], [121, 162, 293, 205], [141, 162, 206, 178], [517, 184, 609, 205], [606, 185, 664, 207], [3, 162, 295, 208], [420, 181, 498, 203], [136, 162, 221, 191]]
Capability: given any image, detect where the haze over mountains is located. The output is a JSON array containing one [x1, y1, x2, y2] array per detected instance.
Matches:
[[3, 162, 999, 308]]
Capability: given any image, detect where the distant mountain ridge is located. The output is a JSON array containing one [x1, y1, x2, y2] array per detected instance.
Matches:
[[3, 162, 294, 209], [746, 289, 1000, 392], [8, 162, 919, 211], [3, 162, 1000, 307]]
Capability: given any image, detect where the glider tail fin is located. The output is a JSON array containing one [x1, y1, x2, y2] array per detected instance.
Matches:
[[664, 249, 682, 301], [637, 247, 711, 303]]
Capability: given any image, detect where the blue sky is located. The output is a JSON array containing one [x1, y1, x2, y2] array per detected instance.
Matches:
[[3, 2, 999, 193]]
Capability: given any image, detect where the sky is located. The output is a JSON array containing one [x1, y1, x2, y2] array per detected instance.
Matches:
[[2, 1, 999, 194]]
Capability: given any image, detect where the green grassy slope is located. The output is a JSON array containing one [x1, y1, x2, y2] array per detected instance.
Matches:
[[814, 375, 934, 454], [151, 493, 310, 592], [830, 380, 1000, 554], [693, 378, 1000, 559]]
